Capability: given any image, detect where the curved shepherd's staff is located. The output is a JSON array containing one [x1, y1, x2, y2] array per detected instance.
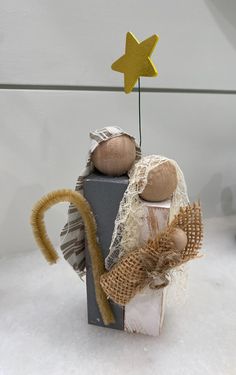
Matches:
[[30, 189, 115, 326]]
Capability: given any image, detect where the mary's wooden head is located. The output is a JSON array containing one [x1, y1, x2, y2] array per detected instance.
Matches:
[[140, 161, 178, 202]]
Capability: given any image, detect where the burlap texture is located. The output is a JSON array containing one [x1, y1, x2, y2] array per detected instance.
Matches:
[[100, 203, 203, 306]]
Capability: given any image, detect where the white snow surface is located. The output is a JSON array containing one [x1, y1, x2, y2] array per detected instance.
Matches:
[[0, 216, 235, 375]]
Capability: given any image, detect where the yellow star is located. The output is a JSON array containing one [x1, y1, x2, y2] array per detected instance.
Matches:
[[111, 32, 159, 94]]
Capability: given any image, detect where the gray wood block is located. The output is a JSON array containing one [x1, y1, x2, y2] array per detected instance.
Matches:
[[84, 172, 129, 330]]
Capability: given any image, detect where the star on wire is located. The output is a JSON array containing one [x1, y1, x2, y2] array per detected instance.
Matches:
[[111, 32, 159, 94]]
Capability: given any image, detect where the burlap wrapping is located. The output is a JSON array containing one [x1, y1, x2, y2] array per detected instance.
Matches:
[[100, 202, 203, 306]]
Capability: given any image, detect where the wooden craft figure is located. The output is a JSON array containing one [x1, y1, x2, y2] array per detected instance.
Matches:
[[102, 155, 202, 335], [30, 32, 203, 336], [31, 151, 203, 333], [31, 127, 140, 326], [105, 155, 189, 269]]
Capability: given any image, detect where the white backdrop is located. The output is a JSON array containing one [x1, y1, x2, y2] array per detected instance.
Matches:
[[0, 0, 236, 256], [1, 0, 236, 89]]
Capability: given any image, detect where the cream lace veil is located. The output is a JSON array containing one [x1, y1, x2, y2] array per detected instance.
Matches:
[[105, 155, 189, 270]]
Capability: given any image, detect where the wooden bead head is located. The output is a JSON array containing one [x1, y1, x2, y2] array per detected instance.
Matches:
[[91, 135, 136, 176], [140, 161, 178, 202], [170, 228, 188, 251]]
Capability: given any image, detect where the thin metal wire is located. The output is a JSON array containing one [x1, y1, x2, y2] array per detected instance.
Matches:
[[138, 78, 142, 147]]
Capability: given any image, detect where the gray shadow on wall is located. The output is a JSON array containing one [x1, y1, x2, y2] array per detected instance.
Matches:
[[197, 173, 223, 218], [221, 186, 236, 216], [205, 0, 236, 50], [196, 174, 236, 219]]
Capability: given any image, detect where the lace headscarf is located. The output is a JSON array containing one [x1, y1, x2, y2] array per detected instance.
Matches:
[[60, 126, 141, 277], [105, 155, 189, 270]]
